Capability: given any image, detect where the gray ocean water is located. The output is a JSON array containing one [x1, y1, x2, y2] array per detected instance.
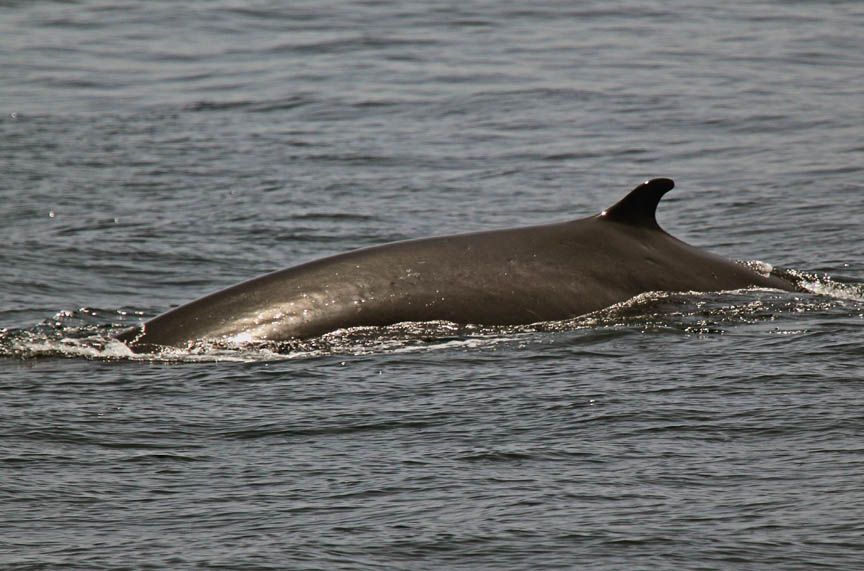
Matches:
[[2, 1, 864, 569]]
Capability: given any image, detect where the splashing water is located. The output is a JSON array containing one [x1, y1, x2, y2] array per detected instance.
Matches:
[[2, 264, 860, 363]]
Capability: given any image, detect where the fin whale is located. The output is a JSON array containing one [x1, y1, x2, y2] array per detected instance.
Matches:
[[116, 178, 796, 352]]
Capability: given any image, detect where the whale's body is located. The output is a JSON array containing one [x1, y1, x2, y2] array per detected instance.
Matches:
[[116, 179, 795, 351]]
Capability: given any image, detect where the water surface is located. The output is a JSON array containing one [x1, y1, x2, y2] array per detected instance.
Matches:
[[2, 1, 863, 569]]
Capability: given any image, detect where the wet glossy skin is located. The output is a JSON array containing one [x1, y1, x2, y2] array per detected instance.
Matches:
[[116, 179, 795, 351]]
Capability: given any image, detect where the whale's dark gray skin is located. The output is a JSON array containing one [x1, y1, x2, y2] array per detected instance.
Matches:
[[116, 178, 796, 351]]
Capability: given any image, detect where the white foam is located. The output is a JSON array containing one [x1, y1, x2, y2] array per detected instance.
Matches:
[[799, 276, 864, 302]]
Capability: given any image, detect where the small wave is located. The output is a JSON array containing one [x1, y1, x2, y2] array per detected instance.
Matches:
[[781, 268, 864, 302], [184, 100, 254, 112], [0, 308, 138, 361], [291, 212, 377, 222], [453, 448, 536, 463], [734, 261, 864, 302]]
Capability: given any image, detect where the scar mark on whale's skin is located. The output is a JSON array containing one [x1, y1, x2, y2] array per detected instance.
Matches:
[[115, 178, 798, 352]]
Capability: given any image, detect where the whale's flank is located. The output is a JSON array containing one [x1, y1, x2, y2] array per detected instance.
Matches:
[[116, 179, 796, 352]]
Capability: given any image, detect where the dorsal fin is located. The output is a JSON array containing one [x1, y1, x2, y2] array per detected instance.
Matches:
[[599, 178, 674, 229]]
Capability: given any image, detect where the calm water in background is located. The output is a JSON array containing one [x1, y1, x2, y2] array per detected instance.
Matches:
[[2, 1, 863, 569]]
